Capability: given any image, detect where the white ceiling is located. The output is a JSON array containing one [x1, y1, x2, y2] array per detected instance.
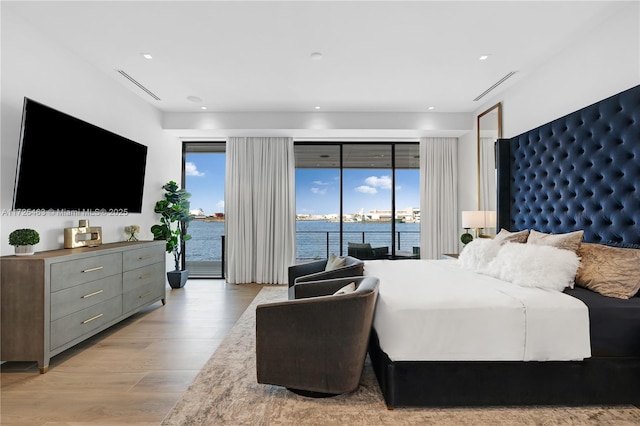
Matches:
[[3, 1, 627, 114]]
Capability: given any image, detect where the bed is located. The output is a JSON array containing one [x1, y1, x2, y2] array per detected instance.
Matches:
[[367, 84, 640, 408]]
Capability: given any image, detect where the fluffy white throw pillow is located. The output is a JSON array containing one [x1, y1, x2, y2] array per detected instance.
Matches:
[[482, 243, 580, 291], [458, 238, 502, 271]]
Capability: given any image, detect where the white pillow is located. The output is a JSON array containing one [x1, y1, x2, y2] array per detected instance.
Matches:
[[458, 238, 502, 271], [482, 243, 580, 291], [325, 254, 346, 271], [333, 281, 356, 295]]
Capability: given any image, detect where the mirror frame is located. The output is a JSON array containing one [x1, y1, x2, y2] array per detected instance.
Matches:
[[476, 102, 502, 234]]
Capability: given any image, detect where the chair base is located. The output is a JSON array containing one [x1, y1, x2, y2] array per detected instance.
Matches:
[[287, 388, 340, 398]]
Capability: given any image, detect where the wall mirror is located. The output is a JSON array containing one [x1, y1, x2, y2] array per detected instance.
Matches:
[[477, 102, 502, 235]]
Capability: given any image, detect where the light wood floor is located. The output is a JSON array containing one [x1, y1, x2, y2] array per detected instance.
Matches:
[[0, 280, 265, 425]]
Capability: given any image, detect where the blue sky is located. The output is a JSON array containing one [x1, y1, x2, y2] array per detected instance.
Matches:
[[296, 168, 420, 215], [185, 153, 226, 215], [185, 154, 420, 216]]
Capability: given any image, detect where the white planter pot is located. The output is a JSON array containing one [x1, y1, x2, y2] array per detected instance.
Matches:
[[14, 245, 35, 256]]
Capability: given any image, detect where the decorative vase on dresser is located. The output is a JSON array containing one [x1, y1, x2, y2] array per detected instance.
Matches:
[[0, 240, 166, 373]]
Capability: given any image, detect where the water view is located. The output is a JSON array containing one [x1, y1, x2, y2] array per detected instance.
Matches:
[[185, 219, 420, 261]]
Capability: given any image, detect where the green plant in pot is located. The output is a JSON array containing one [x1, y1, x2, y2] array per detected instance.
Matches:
[[151, 181, 192, 288], [9, 228, 40, 256]]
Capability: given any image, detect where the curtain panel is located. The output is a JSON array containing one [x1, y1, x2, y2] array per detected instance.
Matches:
[[225, 137, 296, 284], [419, 137, 458, 259]]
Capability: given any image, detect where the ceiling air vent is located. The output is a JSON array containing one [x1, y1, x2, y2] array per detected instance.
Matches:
[[473, 71, 517, 102], [116, 69, 161, 101]]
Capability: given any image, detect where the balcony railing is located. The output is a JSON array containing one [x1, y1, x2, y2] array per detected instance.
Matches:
[[296, 230, 420, 260]]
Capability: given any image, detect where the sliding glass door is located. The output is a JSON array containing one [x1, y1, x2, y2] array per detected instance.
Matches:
[[295, 142, 420, 260], [183, 142, 226, 278]]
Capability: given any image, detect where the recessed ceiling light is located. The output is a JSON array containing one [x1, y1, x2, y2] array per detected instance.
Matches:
[[479, 55, 490, 61], [187, 95, 203, 103], [141, 53, 153, 60], [315, 106, 321, 110], [200, 106, 208, 110], [428, 106, 435, 110], [310, 52, 323, 61]]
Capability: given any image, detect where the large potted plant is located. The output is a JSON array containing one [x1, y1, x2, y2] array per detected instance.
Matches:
[[9, 228, 40, 256], [151, 181, 192, 288]]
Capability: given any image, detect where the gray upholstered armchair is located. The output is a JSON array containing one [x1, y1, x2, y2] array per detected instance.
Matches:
[[287, 256, 364, 299], [256, 276, 379, 397]]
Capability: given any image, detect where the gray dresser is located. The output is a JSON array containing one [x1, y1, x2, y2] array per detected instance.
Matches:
[[1, 241, 166, 373]]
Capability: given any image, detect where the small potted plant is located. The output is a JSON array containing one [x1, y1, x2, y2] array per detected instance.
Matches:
[[9, 228, 40, 256], [151, 181, 192, 288], [124, 225, 140, 241]]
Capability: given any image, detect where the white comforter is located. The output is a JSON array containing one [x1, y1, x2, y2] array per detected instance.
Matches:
[[365, 259, 591, 361]]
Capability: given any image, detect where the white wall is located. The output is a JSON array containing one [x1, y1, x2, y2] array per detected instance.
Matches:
[[457, 2, 640, 225], [501, 3, 639, 139], [0, 9, 181, 255]]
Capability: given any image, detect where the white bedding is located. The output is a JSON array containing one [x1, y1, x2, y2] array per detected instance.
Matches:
[[365, 259, 591, 361]]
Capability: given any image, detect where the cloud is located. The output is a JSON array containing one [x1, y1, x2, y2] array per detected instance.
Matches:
[[355, 185, 377, 194], [216, 200, 224, 209], [364, 175, 392, 189], [185, 162, 205, 177], [313, 180, 329, 185], [311, 187, 327, 195]]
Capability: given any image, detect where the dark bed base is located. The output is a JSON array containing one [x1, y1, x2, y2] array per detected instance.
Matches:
[[368, 329, 640, 408]]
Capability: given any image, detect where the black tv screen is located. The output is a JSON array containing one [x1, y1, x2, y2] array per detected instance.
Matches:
[[13, 98, 148, 213]]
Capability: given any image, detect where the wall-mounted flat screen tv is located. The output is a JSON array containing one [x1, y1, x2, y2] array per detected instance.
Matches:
[[13, 98, 148, 213]]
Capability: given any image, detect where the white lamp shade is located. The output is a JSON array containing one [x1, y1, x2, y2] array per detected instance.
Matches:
[[461, 211, 487, 229]]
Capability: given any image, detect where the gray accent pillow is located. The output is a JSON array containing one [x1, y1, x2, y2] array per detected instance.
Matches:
[[494, 228, 530, 244], [527, 229, 584, 253]]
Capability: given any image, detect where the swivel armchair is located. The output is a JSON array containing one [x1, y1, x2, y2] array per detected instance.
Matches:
[[287, 255, 364, 299], [256, 276, 379, 396]]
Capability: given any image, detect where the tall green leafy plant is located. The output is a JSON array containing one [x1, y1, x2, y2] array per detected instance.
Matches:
[[151, 181, 192, 271]]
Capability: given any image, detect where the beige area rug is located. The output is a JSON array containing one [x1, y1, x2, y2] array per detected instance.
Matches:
[[161, 286, 640, 425]]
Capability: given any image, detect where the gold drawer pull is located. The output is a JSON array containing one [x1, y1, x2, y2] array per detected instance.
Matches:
[[139, 255, 152, 260], [82, 266, 103, 273], [81, 289, 104, 299], [139, 273, 152, 280], [139, 291, 151, 299], [82, 313, 103, 324]]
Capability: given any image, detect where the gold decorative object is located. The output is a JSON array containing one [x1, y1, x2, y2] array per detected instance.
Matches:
[[64, 220, 103, 248]]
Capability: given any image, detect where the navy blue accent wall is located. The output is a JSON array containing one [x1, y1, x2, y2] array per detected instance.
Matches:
[[497, 85, 640, 245]]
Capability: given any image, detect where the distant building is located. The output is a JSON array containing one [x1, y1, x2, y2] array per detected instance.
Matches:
[[190, 208, 207, 219]]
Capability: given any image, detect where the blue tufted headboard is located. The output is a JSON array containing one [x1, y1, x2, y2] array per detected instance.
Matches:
[[497, 85, 640, 245]]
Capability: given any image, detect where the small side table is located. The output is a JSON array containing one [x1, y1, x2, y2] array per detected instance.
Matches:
[[440, 253, 459, 260]]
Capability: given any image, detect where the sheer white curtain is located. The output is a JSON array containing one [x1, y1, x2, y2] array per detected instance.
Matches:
[[479, 137, 497, 211], [419, 137, 458, 259], [225, 137, 296, 284]]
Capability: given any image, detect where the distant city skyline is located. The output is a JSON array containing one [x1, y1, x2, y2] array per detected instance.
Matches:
[[184, 154, 419, 216]]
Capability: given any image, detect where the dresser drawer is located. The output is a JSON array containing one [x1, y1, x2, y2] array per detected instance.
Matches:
[[50, 253, 122, 292], [123, 245, 165, 272], [124, 281, 164, 313], [50, 295, 122, 350], [123, 262, 165, 292], [50, 275, 122, 321]]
